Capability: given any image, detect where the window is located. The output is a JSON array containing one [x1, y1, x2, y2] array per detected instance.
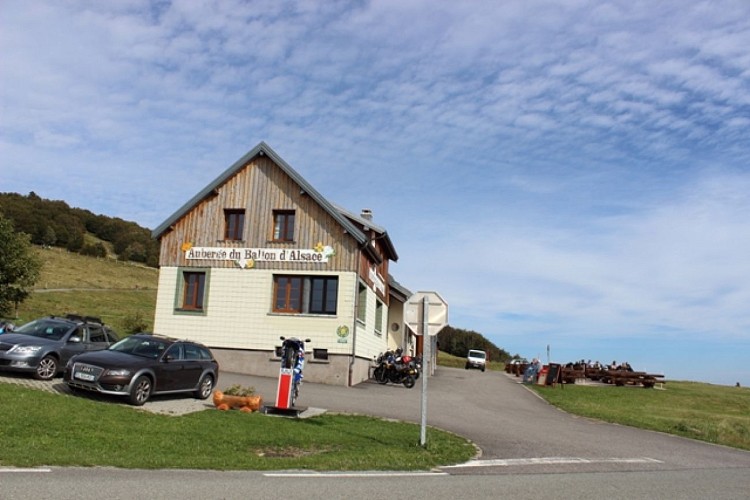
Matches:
[[182, 271, 206, 310], [357, 283, 367, 323], [166, 344, 183, 360], [309, 277, 338, 314], [224, 209, 245, 241], [273, 275, 338, 315], [273, 210, 295, 241], [184, 344, 201, 360], [375, 299, 384, 334], [105, 328, 119, 343], [88, 326, 107, 343], [274, 276, 302, 313]]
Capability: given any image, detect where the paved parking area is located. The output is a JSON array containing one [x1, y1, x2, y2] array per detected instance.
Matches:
[[0, 372, 328, 417], [0, 373, 213, 416]]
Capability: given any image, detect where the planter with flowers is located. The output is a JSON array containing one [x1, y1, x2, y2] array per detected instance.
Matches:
[[212, 384, 263, 413]]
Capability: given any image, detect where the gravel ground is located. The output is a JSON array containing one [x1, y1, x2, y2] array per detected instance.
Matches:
[[1, 373, 225, 416]]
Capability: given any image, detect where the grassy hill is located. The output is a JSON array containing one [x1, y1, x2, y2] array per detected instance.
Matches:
[[12, 246, 158, 335]]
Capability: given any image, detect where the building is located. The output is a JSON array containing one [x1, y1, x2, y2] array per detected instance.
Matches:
[[151, 142, 410, 386]]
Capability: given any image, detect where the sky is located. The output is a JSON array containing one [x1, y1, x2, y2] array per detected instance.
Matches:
[[2, 1, 749, 386]]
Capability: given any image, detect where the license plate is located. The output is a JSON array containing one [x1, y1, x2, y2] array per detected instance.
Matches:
[[75, 372, 95, 381]]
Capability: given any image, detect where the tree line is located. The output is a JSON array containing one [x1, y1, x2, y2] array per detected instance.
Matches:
[[0, 192, 159, 267], [437, 325, 512, 363]]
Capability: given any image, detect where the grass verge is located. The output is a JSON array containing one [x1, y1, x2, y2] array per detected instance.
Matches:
[[0, 384, 476, 470], [532, 381, 750, 451]]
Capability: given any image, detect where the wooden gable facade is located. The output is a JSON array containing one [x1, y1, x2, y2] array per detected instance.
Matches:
[[151, 142, 400, 386]]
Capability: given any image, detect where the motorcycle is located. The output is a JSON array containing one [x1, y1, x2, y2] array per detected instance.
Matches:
[[372, 348, 417, 388], [402, 353, 422, 380], [279, 336, 310, 406]]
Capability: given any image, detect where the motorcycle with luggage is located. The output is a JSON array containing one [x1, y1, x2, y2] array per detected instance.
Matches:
[[372, 348, 417, 388]]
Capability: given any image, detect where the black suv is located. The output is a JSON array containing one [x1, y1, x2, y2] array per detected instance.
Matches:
[[0, 315, 119, 380], [64, 333, 219, 406]]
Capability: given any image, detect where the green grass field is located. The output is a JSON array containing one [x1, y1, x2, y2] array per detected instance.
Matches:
[[533, 381, 750, 451], [11, 246, 158, 334], [0, 383, 475, 470]]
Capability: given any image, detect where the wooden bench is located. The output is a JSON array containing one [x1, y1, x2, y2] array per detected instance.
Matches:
[[606, 370, 665, 388], [561, 367, 586, 384]]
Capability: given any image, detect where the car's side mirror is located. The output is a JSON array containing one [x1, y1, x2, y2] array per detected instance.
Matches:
[[69, 335, 81, 343]]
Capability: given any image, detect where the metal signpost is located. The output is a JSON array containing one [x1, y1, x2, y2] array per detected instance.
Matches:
[[404, 291, 448, 447]]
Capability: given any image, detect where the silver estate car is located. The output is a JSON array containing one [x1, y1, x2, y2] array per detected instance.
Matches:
[[0, 315, 118, 380]]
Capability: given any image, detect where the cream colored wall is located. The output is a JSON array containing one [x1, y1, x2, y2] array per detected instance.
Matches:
[[387, 298, 406, 351], [153, 267, 361, 355], [352, 284, 391, 362]]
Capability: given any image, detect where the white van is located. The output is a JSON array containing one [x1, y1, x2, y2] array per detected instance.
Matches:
[[465, 349, 487, 372]]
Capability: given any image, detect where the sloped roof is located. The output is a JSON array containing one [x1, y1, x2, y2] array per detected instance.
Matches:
[[388, 274, 412, 302], [333, 203, 398, 261], [151, 142, 392, 263]]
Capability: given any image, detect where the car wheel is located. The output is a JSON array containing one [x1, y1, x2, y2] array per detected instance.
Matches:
[[481, 366, 486, 372], [465, 364, 470, 370], [35, 356, 58, 380], [129, 375, 152, 406], [195, 374, 215, 400]]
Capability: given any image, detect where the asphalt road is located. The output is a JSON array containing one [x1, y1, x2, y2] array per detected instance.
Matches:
[[219, 367, 750, 475], [2, 367, 749, 499]]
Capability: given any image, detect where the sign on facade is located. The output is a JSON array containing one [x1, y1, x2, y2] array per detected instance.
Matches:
[[183, 244, 335, 268]]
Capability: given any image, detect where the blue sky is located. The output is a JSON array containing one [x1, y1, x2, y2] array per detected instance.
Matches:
[[2, 1, 749, 386]]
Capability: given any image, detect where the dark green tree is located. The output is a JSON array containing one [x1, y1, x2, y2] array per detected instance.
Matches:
[[437, 325, 511, 363], [80, 242, 107, 258], [0, 192, 160, 267], [0, 214, 42, 317]]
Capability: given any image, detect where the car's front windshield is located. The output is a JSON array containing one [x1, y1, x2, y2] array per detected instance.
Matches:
[[14, 319, 71, 341], [109, 336, 168, 359]]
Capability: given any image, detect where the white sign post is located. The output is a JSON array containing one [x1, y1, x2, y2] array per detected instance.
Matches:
[[405, 291, 448, 447]]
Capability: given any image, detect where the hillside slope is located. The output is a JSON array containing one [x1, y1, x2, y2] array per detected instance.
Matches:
[[12, 247, 158, 335]]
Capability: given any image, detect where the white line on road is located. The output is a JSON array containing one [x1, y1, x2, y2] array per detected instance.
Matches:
[[0, 468, 52, 473], [264, 471, 449, 478], [442, 457, 664, 468]]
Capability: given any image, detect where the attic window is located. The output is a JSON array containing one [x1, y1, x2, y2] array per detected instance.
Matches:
[[224, 209, 245, 241], [273, 210, 295, 242]]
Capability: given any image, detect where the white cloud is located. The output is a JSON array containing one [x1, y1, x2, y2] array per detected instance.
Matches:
[[2, 0, 750, 383]]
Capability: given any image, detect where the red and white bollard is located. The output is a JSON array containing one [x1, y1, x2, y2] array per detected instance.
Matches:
[[275, 367, 294, 409]]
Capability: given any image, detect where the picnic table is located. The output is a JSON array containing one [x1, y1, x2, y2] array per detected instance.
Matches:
[[561, 366, 586, 384], [606, 370, 665, 388]]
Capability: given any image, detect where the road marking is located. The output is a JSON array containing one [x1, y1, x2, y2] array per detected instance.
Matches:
[[264, 471, 448, 478], [0, 468, 52, 473], [442, 457, 663, 468]]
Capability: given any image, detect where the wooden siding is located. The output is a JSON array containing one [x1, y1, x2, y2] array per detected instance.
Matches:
[[158, 155, 360, 272]]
